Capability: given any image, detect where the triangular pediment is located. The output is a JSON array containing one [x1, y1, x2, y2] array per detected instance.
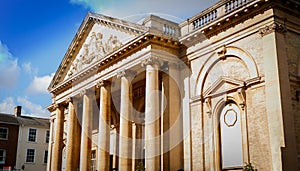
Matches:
[[48, 12, 148, 91], [203, 76, 245, 98], [65, 23, 138, 79]]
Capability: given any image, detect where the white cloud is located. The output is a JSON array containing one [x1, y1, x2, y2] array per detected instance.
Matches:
[[0, 41, 20, 88], [26, 73, 54, 94], [0, 97, 16, 114], [0, 96, 49, 118], [17, 97, 49, 118], [22, 62, 38, 75], [70, 0, 218, 22]]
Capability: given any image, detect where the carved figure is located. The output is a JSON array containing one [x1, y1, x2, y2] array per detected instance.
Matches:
[[96, 33, 106, 59]]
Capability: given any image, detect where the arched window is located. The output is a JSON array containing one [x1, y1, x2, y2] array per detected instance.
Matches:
[[219, 103, 243, 170]]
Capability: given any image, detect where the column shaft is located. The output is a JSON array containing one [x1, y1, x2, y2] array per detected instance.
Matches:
[[132, 123, 136, 171], [119, 75, 132, 170], [97, 83, 111, 171], [51, 105, 64, 171], [80, 93, 93, 171], [168, 64, 183, 170], [145, 62, 160, 171], [65, 99, 80, 171]]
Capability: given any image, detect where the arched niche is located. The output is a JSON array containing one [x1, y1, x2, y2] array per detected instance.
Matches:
[[194, 46, 260, 97]]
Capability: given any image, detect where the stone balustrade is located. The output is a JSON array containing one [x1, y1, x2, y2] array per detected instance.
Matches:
[[192, 0, 252, 29]]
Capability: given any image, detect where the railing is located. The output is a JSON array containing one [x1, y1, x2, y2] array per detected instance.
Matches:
[[193, 10, 218, 29], [192, 0, 252, 30], [163, 24, 176, 36], [225, 0, 250, 13]]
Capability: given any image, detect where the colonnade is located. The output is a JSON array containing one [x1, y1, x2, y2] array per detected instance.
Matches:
[[49, 58, 184, 171]]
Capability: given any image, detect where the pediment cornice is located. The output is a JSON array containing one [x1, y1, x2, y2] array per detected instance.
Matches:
[[203, 76, 245, 99]]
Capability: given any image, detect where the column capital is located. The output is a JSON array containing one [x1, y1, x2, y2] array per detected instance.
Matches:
[[79, 89, 94, 97], [47, 103, 57, 112], [168, 61, 180, 69], [258, 22, 287, 37], [65, 97, 73, 104], [141, 57, 162, 67], [53, 103, 65, 110], [96, 80, 111, 88], [116, 70, 137, 79]]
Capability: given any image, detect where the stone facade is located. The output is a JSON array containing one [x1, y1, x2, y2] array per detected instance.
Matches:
[[47, 0, 300, 170]]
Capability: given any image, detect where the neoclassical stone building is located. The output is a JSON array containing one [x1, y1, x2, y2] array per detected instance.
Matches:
[[47, 0, 300, 170]]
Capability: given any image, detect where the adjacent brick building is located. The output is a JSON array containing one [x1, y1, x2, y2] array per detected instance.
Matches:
[[0, 106, 49, 171], [0, 113, 19, 170]]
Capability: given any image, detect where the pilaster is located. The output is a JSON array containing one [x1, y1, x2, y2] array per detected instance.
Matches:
[[260, 22, 298, 170], [168, 62, 184, 170]]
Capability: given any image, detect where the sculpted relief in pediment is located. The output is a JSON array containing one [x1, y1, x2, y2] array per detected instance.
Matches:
[[68, 32, 123, 77]]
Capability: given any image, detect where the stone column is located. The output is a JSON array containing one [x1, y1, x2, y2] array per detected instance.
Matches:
[[142, 57, 161, 171], [168, 62, 184, 170], [112, 128, 118, 170], [118, 70, 134, 170], [161, 71, 170, 171], [132, 123, 137, 171], [65, 97, 80, 171], [51, 104, 64, 171], [97, 81, 111, 171], [80, 89, 93, 171]]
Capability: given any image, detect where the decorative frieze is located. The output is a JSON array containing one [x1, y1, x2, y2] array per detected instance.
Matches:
[[258, 23, 287, 37]]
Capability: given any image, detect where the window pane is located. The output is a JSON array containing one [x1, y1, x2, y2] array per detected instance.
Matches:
[[46, 130, 50, 143], [26, 149, 35, 163], [44, 150, 48, 163], [0, 128, 8, 139], [0, 150, 6, 164], [28, 128, 37, 142], [220, 104, 243, 169]]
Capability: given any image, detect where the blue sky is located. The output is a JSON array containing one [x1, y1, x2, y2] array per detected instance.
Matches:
[[0, 0, 217, 118]]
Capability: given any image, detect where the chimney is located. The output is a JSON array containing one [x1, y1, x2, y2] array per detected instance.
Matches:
[[14, 106, 22, 117]]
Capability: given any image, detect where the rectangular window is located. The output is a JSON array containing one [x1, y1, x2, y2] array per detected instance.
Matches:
[[43, 150, 48, 164], [28, 128, 37, 142], [0, 149, 6, 164], [91, 150, 96, 171], [45, 130, 50, 143], [26, 149, 35, 163], [0, 127, 8, 140]]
